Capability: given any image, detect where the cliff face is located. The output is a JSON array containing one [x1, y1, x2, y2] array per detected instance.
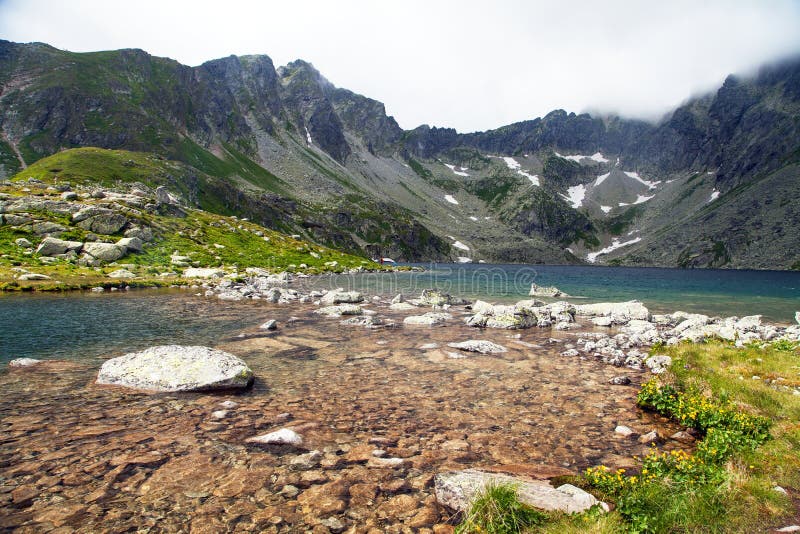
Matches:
[[1, 40, 798, 269]]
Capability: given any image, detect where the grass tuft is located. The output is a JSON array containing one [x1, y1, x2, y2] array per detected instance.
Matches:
[[456, 482, 546, 534]]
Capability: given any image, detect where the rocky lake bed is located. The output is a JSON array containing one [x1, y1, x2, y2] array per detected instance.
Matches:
[[2, 273, 800, 532]]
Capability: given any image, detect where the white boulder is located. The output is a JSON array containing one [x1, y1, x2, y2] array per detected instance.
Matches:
[[96, 345, 254, 392]]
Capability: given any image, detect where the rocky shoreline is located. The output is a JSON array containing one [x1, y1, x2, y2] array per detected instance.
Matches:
[[2, 275, 800, 532]]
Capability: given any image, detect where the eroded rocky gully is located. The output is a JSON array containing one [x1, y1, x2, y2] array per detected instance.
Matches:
[[0, 296, 686, 533]]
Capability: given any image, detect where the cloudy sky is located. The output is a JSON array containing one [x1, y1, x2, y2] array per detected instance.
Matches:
[[1, 0, 799, 132]]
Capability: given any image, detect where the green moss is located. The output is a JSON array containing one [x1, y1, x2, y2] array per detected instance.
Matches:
[[467, 175, 516, 207], [0, 140, 22, 177], [603, 205, 644, 236], [407, 157, 432, 179]]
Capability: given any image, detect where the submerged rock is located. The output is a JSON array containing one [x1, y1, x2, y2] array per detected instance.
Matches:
[[447, 340, 508, 354], [434, 469, 602, 514], [315, 304, 363, 317], [96, 345, 254, 392], [246, 428, 303, 448], [403, 312, 451, 326], [7, 358, 43, 368]]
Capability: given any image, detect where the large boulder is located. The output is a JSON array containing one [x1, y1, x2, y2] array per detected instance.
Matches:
[[575, 301, 650, 322], [529, 283, 567, 297], [116, 236, 143, 252], [35, 237, 83, 257], [320, 289, 364, 305], [96, 345, 254, 392], [435, 469, 602, 514], [77, 213, 128, 235], [403, 312, 451, 326], [183, 268, 226, 279], [314, 304, 363, 317], [83, 242, 127, 262], [415, 289, 468, 307]]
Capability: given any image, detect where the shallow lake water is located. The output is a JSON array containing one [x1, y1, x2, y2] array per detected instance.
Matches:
[[0, 290, 687, 532]]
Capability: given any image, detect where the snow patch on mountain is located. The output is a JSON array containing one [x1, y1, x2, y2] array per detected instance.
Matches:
[[708, 190, 720, 203], [624, 171, 661, 189], [587, 237, 642, 263], [555, 152, 609, 163], [453, 240, 470, 251], [594, 172, 610, 186], [561, 184, 587, 209], [444, 163, 469, 177], [444, 195, 459, 205], [501, 157, 540, 186], [619, 194, 655, 207], [600, 205, 612, 213]]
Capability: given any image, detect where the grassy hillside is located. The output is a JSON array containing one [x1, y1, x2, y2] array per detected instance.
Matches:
[[1, 149, 382, 290]]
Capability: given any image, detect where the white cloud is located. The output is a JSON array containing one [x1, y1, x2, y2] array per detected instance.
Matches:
[[1, 0, 798, 132]]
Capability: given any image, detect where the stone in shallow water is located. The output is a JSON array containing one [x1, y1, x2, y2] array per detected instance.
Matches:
[[7, 358, 43, 368], [404, 312, 451, 326], [96, 345, 254, 392], [447, 340, 508, 354], [434, 469, 603, 514], [260, 319, 278, 330], [246, 428, 303, 447], [608, 376, 631, 385]]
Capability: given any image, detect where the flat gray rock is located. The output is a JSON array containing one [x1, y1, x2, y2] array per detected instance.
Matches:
[[434, 469, 602, 514], [448, 340, 508, 354], [403, 312, 451, 326], [8, 358, 43, 368], [96, 345, 254, 392]]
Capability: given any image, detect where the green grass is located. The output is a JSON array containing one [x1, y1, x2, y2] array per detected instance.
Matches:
[[467, 175, 517, 207], [456, 483, 546, 534], [466, 340, 800, 533], [603, 205, 644, 236], [572, 340, 800, 533], [11, 147, 181, 187], [406, 157, 433, 179]]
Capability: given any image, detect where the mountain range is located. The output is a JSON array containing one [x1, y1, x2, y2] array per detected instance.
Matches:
[[1, 39, 798, 269]]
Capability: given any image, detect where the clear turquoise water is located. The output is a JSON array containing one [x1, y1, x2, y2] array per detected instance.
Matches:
[[0, 290, 264, 364], [2, 264, 798, 365], [308, 263, 800, 323]]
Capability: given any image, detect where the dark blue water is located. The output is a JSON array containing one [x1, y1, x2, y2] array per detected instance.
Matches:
[[312, 263, 800, 322]]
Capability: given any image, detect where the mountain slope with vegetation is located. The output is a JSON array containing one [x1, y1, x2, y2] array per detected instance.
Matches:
[[1, 40, 798, 269], [0, 148, 382, 290]]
